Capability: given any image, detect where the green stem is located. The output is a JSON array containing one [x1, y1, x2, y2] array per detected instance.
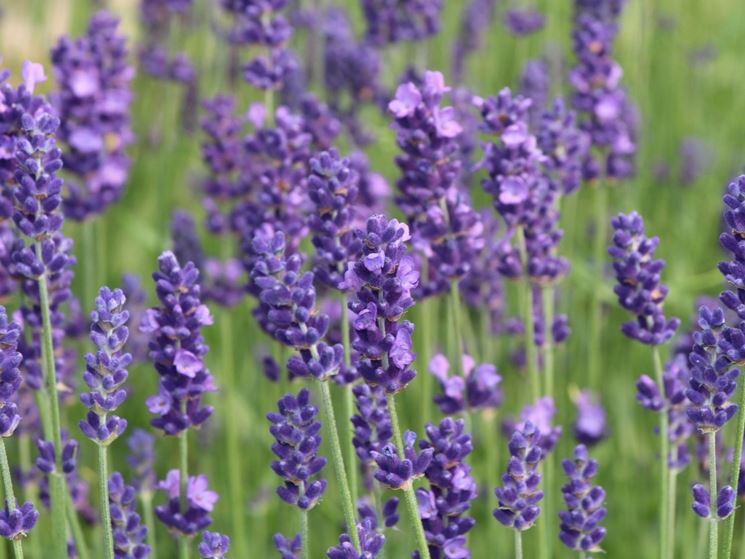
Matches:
[[319, 381, 361, 551], [66, 484, 91, 559], [669, 468, 678, 559], [723, 377, 745, 559], [301, 509, 309, 559], [516, 227, 540, 402], [0, 440, 24, 559], [179, 431, 190, 559], [514, 530, 523, 559], [588, 184, 608, 389], [36, 249, 68, 559], [709, 432, 719, 559], [97, 445, 114, 559], [18, 435, 39, 559], [385, 394, 431, 559], [141, 492, 157, 559], [341, 296, 359, 509], [542, 287, 555, 399], [449, 281, 466, 373], [653, 347, 670, 559], [420, 295, 435, 425]]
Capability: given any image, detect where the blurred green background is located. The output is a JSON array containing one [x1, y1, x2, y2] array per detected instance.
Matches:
[[2, 0, 745, 557]]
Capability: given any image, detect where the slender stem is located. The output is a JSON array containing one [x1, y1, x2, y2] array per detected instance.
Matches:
[[669, 468, 678, 559], [709, 432, 719, 559], [97, 445, 114, 559], [179, 431, 190, 559], [140, 491, 158, 559], [515, 228, 540, 402], [36, 251, 68, 559], [420, 295, 435, 424], [514, 530, 523, 559], [542, 287, 555, 399], [588, 184, 608, 389], [653, 346, 670, 559], [318, 381, 361, 551], [449, 281, 466, 373], [723, 377, 745, 559], [341, 296, 359, 509], [66, 483, 91, 559], [385, 393, 431, 559], [301, 508, 310, 559], [18, 435, 39, 559], [0, 440, 24, 559]]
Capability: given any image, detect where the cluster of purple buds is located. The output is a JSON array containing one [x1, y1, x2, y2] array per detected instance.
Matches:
[[572, 389, 608, 447], [388, 70, 484, 295], [247, 232, 343, 380], [0, 501, 39, 542], [155, 470, 218, 535], [79, 286, 131, 445], [108, 472, 150, 558], [345, 215, 419, 393], [358, 497, 400, 530], [0, 307, 22, 438], [691, 483, 735, 520], [36, 436, 79, 478], [273, 532, 301, 558], [559, 444, 607, 552], [493, 421, 545, 530], [50, 11, 134, 221], [199, 530, 230, 558], [428, 353, 502, 415], [685, 306, 739, 433], [307, 150, 361, 290], [327, 517, 385, 559], [609, 212, 680, 345], [361, 0, 443, 46], [719, 176, 745, 319], [504, 9, 545, 37], [268, 388, 327, 510], [371, 430, 432, 490], [570, 9, 636, 180], [141, 252, 216, 436], [351, 384, 393, 486], [510, 397, 563, 454], [416, 418, 476, 559], [138, 45, 196, 86]]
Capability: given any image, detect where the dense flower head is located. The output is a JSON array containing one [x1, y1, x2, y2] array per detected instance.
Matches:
[[559, 445, 607, 551], [572, 390, 608, 446], [358, 497, 400, 530], [361, 0, 443, 46], [247, 232, 343, 380], [609, 212, 680, 345], [346, 215, 419, 393], [691, 483, 735, 520], [36, 436, 78, 476], [507, 397, 563, 454], [108, 472, 151, 558], [415, 417, 476, 559], [141, 251, 216, 436], [371, 430, 433, 490], [50, 11, 134, 221], [267, 388, 327, 510], [719, 176, 745, 319], [327, 518, 385, 559], [570, 12, 636, 180], [686, 305, 739, 433], [504, 9, 545, 36], [126, 428, 156, 492], [199, 530, 230, 558], [307, 149, 362, 290], [493, 421, 545, 531], [155, 469, 218, 535], [0, 307, 22, 437], [351, 383, 393, 478], [429, 353, 502, 415], [80, 286, 131, 445], [0, 501, 39, 541], [273, 532, 301, 559]]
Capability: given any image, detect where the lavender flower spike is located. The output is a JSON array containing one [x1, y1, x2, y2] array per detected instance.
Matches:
[[0, 307, 23, 438], [559, 444, 607, 552], [80, 286, 131, 445], [719, 175, 745, 319], [199, 531, 230, 558], [327, 518, 385, 559], [691, 483, 735, 520], [608, 212, 680, 345], [108, 472, 150, 558], [371, 431, 433, 491], [0, 502, 39, 542], [155, 470, 218, 535]]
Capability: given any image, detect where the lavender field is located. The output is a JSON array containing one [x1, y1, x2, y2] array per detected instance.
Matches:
[[1, 0, 744, 558]]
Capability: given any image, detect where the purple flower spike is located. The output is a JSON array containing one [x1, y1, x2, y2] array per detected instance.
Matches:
[[429, 353, 502, 415], [346, 216, 419, 394], [155, 470, 218, 535], [691, 483, 735, 520], [372, 431, 433, 490], [361, 0, 443, 46], [247, 232, 343, 381], [719, 176, 745, 320], [50, 11, 134, 221], [351, 384, 393, 478], [559, 445, 607, 552], [0, 501, 39, 541], [199, 530, 230, 558], [572, 390, 608, 446], [0, 307, 22, 438], [609, 212, 680, 345], [141, 252, 216, 436], [80, 286, 131, 445], [108, 472, 150, 558], [268, 389, 327, 511], [493, 422, 545, 531], [517, 397, 562, 454], [274, 532, 301, 559], [327, 518, 385, 559], [307, 150, 361, 291]]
